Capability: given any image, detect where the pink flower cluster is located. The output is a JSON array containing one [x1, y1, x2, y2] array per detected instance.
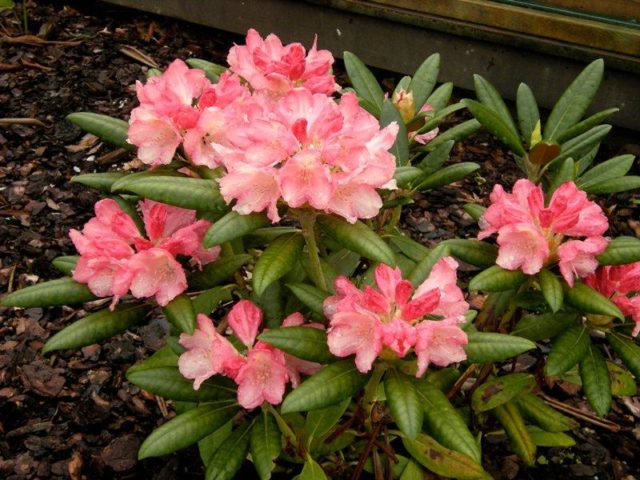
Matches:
[[324, 258, 469, 376], [585, 263, 640, 336], [178, 300, 321, 409], [128, 30, 398, 224], [479, 179, 609, 286], [70, 199, 219, 307]]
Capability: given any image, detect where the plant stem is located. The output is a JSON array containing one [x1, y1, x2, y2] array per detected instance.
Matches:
[[298, 210, 328, 292], [362, 362, 387, 430]]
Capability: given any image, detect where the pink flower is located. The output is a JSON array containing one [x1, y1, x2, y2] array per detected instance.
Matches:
[[478, 180, 609, 279], [236, 344, 289, 409], [325, 258, 469, 376], [227, 29, 337, 96]]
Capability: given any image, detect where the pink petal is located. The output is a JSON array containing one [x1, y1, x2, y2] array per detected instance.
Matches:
[[557, 237, 609, 287], [496, 223, 549, 275], [327, 311, 381, 373], [414, 320, 468, 377], [124, 248, 187, 306], [235, 348, 289, 409], [227, 300, 263, 347]]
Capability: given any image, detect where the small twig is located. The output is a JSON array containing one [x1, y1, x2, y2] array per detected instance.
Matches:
[[539, 393, 622, 432], [20, 58, 53, 72], [155, 395, 169, 418], [7, 264, 17, 293], [351, 422, 382, 480], [0, 34, 82, 46], [119, 45, 158, 68], [447, 364, 477, 400], [96, 147, 129, 165], [0, 117, 46, 127]]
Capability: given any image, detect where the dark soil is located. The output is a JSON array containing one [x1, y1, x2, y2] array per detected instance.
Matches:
[[0, 2, 639, 479]]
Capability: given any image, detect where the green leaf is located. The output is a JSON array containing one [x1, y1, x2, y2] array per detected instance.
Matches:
[[0, 0, 15, 11], [51, 256, 78, 276], [492, 402, 536, 466], [109, 167, 182, 191], [295, 458, 328, 480], [515, 393, 577, 432], [389, 234, 430, 263], [66, 112, 132, 149], [416, 140, 454, 175], [474, 75, 518, 134], [42, 303, 150, 353], [584, 175, 640, 194], [415, 381, 481, 463], [547, 124, 611, 169], [462, 99, 525, 156], [188, 254, 251, 290], [71, 172, 127, 192], [394, 76, 412, 95], [424, 120, 481, 152], [607, 361, 637, 397], [186, 58, 227, 82], [557, 107, 619, 144], [471, 374, 535, 413], [547, 157, 575, 193], [417, 103, 466, 138], [385, 370, 423, 439], [425, 82, 453, 111], [253, 234, 304, 297], [281, 360, 368, 413], [204, 211, 269, 247], [576, 143, 600, 175], [399, 460, 424, 480], [464, 331, 536, 363], [1, 277, 96, 308], [469, 265, 527, 292], [305, 397, 351, 448], [343, 51, 384, 114], [112, 176, 226, 211], [138, 402, 237, 459], [608, 333, 640, 379], [409, 53, 440, 109], [545, 325, 590, 377], [463, 204, 486, 221], [512, 312, 577, 341], [250, 410, 281, 480], [380, 99, 409, 165], [126, 367, 236, 401], [403, 433, 489, 480], [162, 294, 196, 334], [578, 155, 635, 190], [580, 344, 612, 416], [259, 327, 333, 363], [544, 59, 604, 141], [597, 236, 640, 266], [286, 283, 328, 317], [192, 285, 235, 316], [538, 269, 563, 312], [565, 282, 624, 319], [526, 426, 575, 447], [205, 420, 252, 480], [413, 162, 480, 192], [127, 346, 178, 373], [318, 215, 395, 266], [445, 239, 497, 268], [199, 421, 233, 467], [516, 83, 539, 149], [394, 166, 425, 189], [407, 242, 451, 287]]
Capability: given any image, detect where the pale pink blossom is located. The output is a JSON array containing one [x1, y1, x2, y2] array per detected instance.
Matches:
[[325, 258, 469, 376], [478, 179, 609, 279], [236, 344, 289, 409]]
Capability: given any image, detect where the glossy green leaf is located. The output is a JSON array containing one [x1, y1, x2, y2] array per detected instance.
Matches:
[[539, 269, 563, 312], [493, 402, 536, 466], [469, 265, 527, 292], [199, 421, 233, 467], [295, 458, 328, 480], [607, 361, 637, 397], [512, 312, 577, 341], [526, 426, 575, 447], [409, 53, 440, 109], [389, 234, 430, 263], [413, 162, 480, 192], [343, 51, 384, 114], [51, 256, 78, 276], [281, 360, 368, 413], [464, 331, 536, 363], [416, 139, 454, 175], [565, 282, 624, 319], [471, 374, 535, 413], [473, 74, 518, 134], [445, 239, 497, 268], [548, 124, 611, 168], [286, 283, 328, 317], [318, 215, 395, 266], [597, 236, 640, 266], [556, 107, 619, 144], [127, 346, 178, 373], [205, 420, 252, 480], [192, 285, 235, 315], [305, 397, 351, 448], [425, 82, 453, 111], [126, 367, 236, 401], [399, 460, 424, 480], [608, 333, 640, 379], [515, 393, 577, 432], [580, 344, 611, 416], [407, 242, 451, 287], [463, 99, 525, 156], [189, 254, 251, 290], [253, 234, 304, 297], [415, 381, 481, 463], [42, 303, 150, 353], [577, 154, 634, 190], [584, 175, 640, 194], [576, 143, 600, 175], [545, 325, 590, 377], [109, 167, 182, 191], [71, 172, 127, 192], [66, 112, 132, 149], [463, 204, 485, 221], [380, 99, 409, 165], [385, 370, 423, 439], [162, 294, 196, 334], [394, 166, 424, 188], [186, 58, 226, 82], [259, 327, 333, 363], [2, 277, 96, 308], [516, 83, 539, 148], [424, 120, 481, 152], [138, 402, 237, 459], [415, 104, 466, 140], [544, 59, 604, 141], [547, 157, 575, 193], [204, 211, 269, 247], [250, 410, 281, 480]]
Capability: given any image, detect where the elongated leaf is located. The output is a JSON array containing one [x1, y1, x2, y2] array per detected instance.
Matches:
[[608, 361, 637, 397], [138, 402, 237, 459], [394, 166, 424, 188], [253, 234, 304, 297], [51, 256, 78, 276], [464, 332, 536, 363], [547, 157, 575, 193], [463, 100, 525, 156], [42, 303, 150, 353], [471, 374, 535, 413], [493, 402, 536, 466], [109, 167, 182, 191], [516, 83, 539, 148], [380, 99, 409, 165], [259, 327, 333, 363], [416, 140, 454, 175], [538, 269, 563, 312], [409, 53, 440, 109], [474, 75, 518, 133], [204, 211, 269, 247], [608, 333, 640, 379], [399, 460, 424, 480], [415, 381, 480, 463], [426, 82, 453, 111], [281, 360, 368, 413], [403, 433, 489, 480], [565, 282, 624, 319], [445, 239, 497, 268], [305, 397, 351, 447], [286, 283, 328, 317], [193, 285, 235, 315], [597, 236, 640, 266], [548, 124, 611, 169], [556, 107, 619, 144], [2, 277, 96, 308], [463, 203, 485, 221], [580, 344, 611, 416], [544, 59, 604, 141], [295, 458, 328, 480], [413, 162, 479, 192], [576, 143, 600, 175], [415, 104, 465, 141], [250, 410, 281, 480], [516, 393, 577, 432], [199, 421, 233, 467], [584, 176, 640, 194], [162, 294, 196, 334], [127, 346, 178, 373], [318, 215, 395, 266], [189, 254, 251, 290], [66, 112, 132, 149], [71, 172, 127, 192], [126, 367, 236, 401], [205, 420, 252, 480], [343, 51, 384, 114], [526, 426, 575, 447], [385, 370, 423, 439], [407, 242, 451, 287], [186, 58, 226, 82], [578, 155, 635, 189], [469, 265, 527, 292], [424, 120, 481, 152], [545, 325, 590, 377], [512, 312, 577, 341], [389, 234, 430, 263]]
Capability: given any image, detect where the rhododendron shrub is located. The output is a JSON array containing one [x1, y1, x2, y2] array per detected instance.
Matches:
[[4, 29, 640, 480]]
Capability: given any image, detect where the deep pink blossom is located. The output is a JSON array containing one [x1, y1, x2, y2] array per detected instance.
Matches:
[[479, 180, 609, 280], [324, 258, 469, 376]]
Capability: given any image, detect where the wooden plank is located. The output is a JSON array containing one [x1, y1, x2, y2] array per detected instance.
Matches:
[[534, 0, 640, 21]]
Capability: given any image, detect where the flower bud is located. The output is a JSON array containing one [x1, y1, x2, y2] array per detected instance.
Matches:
[[392, 89, 416, 123]]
